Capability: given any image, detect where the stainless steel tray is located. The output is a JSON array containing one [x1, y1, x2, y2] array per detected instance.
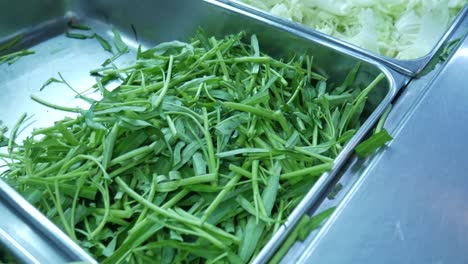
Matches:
[[219, 1, 468, 77], [0, 0, 407, 262]]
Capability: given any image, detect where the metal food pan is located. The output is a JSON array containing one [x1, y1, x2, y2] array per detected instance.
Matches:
[[0, 0, 406, 263], [219, 0, 468, 77]]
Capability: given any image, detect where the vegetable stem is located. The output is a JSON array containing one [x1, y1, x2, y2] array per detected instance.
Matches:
[[152, 55, 174, 108]]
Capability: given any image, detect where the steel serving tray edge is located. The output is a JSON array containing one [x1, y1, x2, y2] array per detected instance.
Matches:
[[0, 0, 407, 262], [0, 180, 97, 264]]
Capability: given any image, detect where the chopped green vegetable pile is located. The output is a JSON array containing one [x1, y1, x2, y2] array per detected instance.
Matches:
[[0, 35, 35, 65], [240, 0, 467, 59], [0, 28, 384, 263]]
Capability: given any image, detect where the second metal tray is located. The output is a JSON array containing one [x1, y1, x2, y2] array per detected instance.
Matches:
[[220, 0, 468, 77]]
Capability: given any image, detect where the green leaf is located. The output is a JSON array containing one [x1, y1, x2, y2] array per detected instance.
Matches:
[[235, 196, 275, 224], [102, 122, 120, 169], [94, 33, 113, 53], [440, 36, 462, 62], [39, 77, 63, 91], [65, 32, 94, 39], [298, 207, 336, 241], [140, 41, 194, 59], [112, 26, 129, 54], [335, 62, 360, 94], [238, 216, 265, 261], [0, 35, 22, 52], [268, 215, 309, 264], [0, 49, 35, 65], [355, 129, 393, 158], [195, 28, 212, 51], [216, 148, 270, 158], [101, 51, 124, 66], [0, 125, 8, 147], [67, 20, 91, 30], [102, 237, 117, 257], [250, 34, 260, 74], [94, 106, 147, 115], [327, 183, 343, 200], [215, 113, 249, 136]]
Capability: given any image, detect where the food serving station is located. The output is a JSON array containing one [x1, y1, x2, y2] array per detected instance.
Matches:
[[0, 0, 467, 263]]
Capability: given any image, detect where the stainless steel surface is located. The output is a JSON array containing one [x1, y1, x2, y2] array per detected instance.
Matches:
[[220, 1, 468, 77], [298, 32, 468, 264], [0, 0, 404, 262], [0, 181, 97, 264], [0, 0, 66, 39]]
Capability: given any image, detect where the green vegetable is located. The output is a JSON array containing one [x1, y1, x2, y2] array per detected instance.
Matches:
[[111, 26, 129, 54], [67, 21, 92, 31], [65, 20, 114, 55], [440, 34, 465, 62], [0, 35, 22, 52], [297, 207, 335, 241], [0, 49, 35, 65], [0, 124, 8, 147], [94, 34, 113, 53], [327, 183, 343, 200], [99, 28, 129, 66], [65, 25, 113, 60], [8, 113, 28, 154], [40, 77, 64, 91], [0, 35, 35, 65], [65, 32, 94, 40], [374, 105, 392, 134], [1, 29, 384, 263], [355, 129, 393, 158], [269, 207, 335, 264], [241, 0, 467, 59]]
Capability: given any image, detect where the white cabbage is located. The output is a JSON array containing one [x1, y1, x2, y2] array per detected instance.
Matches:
[[242, 0, 466, 58]]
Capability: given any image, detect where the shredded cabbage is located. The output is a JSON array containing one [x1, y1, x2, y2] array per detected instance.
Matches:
[[240, 0, 466, 59]]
